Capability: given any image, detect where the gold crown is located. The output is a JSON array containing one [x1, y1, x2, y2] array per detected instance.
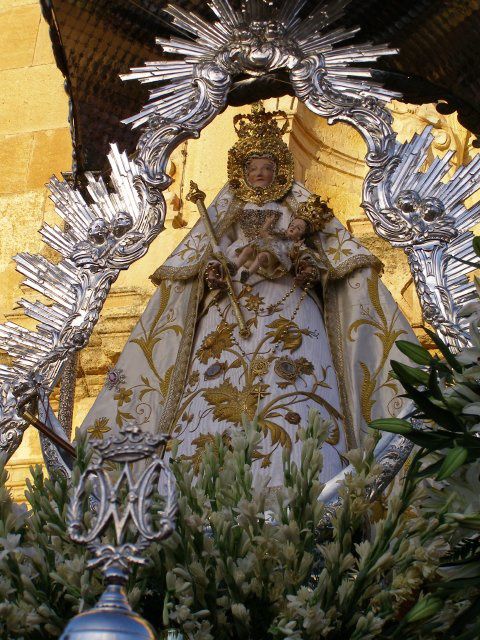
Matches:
[[233, 101, 290, 140], [296, 195, 334, 233], [228, 102, 294, 205]]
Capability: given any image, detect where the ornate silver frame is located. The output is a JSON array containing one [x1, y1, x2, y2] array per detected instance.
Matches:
[[1, 0, 480, 486]]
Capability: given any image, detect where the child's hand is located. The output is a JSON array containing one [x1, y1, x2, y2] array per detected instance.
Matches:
[[265, 213, 276, 226]]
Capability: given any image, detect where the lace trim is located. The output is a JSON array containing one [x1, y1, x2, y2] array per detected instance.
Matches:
[[322, 280, 357, 450], [157, 277, 203, 435], [328, 254, 383, 280]]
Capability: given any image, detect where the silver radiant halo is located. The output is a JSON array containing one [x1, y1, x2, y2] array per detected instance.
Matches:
[[121, 0, 399, 129]]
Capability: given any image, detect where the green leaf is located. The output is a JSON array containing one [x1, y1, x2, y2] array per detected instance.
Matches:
[[427, 366, 444, 401], [415, 458, 444, 479], [423, 326, 462, 372], [404, 596, 443, 623], [396, 340, 433, 365], [436, 446, 468, 480], [473, 235, 480, 258], [369, 418, 413, 435], [399, 379, 465, 432], [391, 360, 430, 386], [407, 431, 454, 450]]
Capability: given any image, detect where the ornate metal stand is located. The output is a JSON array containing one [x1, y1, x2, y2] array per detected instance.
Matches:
[[1, 0, 479, 491], [59, 424, 177, 639]]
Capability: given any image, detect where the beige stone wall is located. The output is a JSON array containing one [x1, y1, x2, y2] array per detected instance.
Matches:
[[0, 0, 72, 498], [1, 4, 478, 499]]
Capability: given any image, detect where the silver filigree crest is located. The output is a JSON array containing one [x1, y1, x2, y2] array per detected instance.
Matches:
[[121, 0, 399, 192], [364, 127, 480, 348], [59, 424, 176, 639], [0, 145, 164, 466], [122, 0, 398, 129], [68, 423, 176, 577]]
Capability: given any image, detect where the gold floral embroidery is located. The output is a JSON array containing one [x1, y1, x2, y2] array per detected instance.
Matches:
[[160, 278, 202, 435], [179, 426, 289, 474], [348, 272, 407, 423], [326, 419, 340, 445], [266, 317, 312, 352], [285, 411, 301, 425], [274, 356, 314, 382], [178, 431, 232, 473], [187, 370, 200, 387], [251, 356, 270, 377], [196, 320, 235, 364], [137, 185, 400, 467], [244, 292, 264, 312], [238, 209, 282, 241], [150, 197, 243, 284], [324, 228, 362, 263], [87, 417, 111, 440], [322, 282, 356, 449], [203, 380, 267, 424], [258, 417, 292, 451], [130, 281, 183, 381], [114, 388, 132, 407]]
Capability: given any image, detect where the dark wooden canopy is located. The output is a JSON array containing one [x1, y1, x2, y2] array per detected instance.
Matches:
[[40, 0, 480, 175]]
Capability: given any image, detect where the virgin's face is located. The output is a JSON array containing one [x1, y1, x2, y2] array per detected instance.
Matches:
[[245, 157, 276, 189]]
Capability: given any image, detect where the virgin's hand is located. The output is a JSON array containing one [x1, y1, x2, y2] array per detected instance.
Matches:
[[205, 261, 227, 290], [294, 261, 317, 288]]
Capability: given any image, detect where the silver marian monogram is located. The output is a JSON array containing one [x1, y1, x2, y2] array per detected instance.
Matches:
[[60, 424, 177, 639], [68, 424, 176, 575]]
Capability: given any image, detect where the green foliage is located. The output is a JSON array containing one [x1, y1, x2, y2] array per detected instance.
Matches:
[[372, 317, 480, 478], [369, 254, 480, 639]]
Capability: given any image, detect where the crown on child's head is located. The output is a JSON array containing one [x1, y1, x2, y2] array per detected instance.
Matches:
[[296, 195, 334, 234]]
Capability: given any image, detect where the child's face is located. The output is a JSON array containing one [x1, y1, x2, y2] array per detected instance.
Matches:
[[245, 157, 276, 188], [286, 218, 307, 240]]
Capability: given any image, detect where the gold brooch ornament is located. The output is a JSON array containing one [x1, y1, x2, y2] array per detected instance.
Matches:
[[296, 194, 334, 233], [251, 356, 270, 377], [274, 356, 298, 381], [227, 102, 294, 205]]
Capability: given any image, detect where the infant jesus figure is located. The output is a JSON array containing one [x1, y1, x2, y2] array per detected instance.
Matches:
[[234, 213, 312, 284]]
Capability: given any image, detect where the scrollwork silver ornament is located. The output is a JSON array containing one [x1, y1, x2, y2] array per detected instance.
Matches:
[[363, 126, 480, 348], [121, 0, 399, 199], [0, 144, 165, 468], [60, 423, 177, 640], [0, 374, 40, 457]]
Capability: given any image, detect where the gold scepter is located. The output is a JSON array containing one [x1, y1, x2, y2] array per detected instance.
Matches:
[[186, 181, 251, 338]]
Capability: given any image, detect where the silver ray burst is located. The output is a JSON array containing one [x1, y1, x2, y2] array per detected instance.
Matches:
[[122, 0, 399, 129], [367, 127, 480, 347], [0, 146, 163, 466]]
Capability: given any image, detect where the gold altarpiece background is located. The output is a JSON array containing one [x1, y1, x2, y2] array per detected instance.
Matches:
[[1, 0, 478, 499]]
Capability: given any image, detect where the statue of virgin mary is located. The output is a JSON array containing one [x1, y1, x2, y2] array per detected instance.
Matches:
[[82, 103, 415, 487]]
